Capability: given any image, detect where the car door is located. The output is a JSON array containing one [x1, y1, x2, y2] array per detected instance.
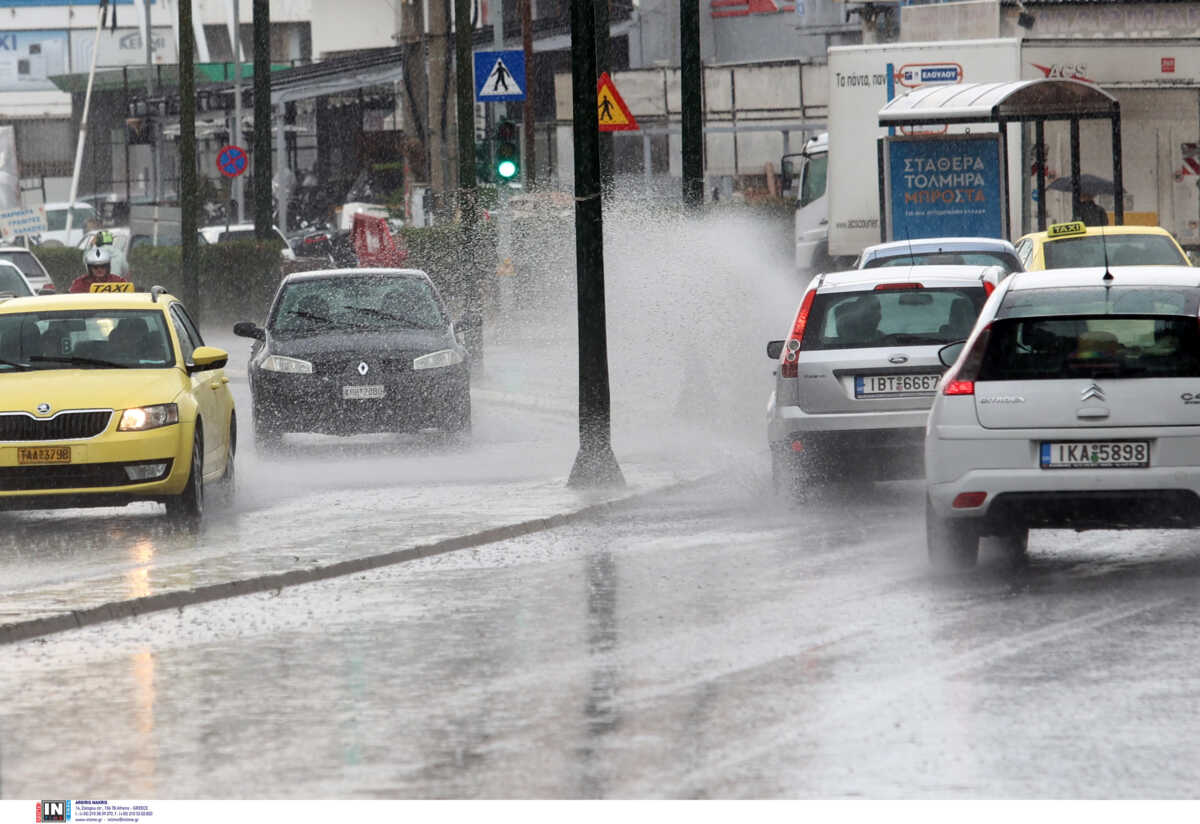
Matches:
[[169, 302, 229, 475]]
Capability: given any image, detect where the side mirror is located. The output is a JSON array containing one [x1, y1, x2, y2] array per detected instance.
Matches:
[[233, 321, 265, 340], [938, 340, 967, 367], [189, 345, 229, 373], [766, 340, 784, 359]]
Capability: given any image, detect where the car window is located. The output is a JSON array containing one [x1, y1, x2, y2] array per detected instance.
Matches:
[[998, 286, 1200, 319], [801, 287, 987, 350], [865, 251, 1019, 272], [978, 315, 1200, 381], [0, 250, 46, 279], [169, 304, 203, 361], [1043, 234, 1188, 268], [0, 265, 30, 296], [0, 309, 173, 371], [1014, 239, 1032, 268], [798, 152, 827, 208], [269, 276, 447, 336], [43, 206, 96, 232]]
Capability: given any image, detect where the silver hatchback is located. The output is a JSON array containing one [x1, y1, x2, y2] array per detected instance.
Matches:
[[926, 266, 1200, 568], [767, 265, 998, 492]]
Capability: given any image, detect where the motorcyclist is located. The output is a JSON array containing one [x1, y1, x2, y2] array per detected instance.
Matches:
[[91, 229, 131, 278], [69, 247, 129, 293]]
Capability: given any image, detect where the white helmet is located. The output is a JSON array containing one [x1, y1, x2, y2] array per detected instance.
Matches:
[[84, 246, 112, 268]]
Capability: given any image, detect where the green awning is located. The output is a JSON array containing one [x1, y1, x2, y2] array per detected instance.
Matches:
[[48, 62, 291, 94]]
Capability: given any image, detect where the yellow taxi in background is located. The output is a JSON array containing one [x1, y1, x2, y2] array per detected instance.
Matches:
[[1014, 221, 1191, 270], [0, 287, 235, 522]]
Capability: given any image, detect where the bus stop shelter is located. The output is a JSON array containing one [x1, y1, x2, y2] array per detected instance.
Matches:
[[877, 79, 1123, 234]]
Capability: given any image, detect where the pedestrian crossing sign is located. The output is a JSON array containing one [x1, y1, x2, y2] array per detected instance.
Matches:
[[474, 50, 526, 102], [597, 72, 638, 132]]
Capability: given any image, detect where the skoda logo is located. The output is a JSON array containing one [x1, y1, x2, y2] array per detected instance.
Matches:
[[35, 402, 51, 415], [888, 354, 908, 364], [1080, 383, 1105, 402], [357, 361, 369, 376]]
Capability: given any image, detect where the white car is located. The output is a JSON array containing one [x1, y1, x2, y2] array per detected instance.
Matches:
[[199, 223, 295, 260], [0, 245, 53, 293], [0, 259, 35, 297], [857, 237, 1023, 275], [925, 266, 1200, 569], [766, 265, 1001, 492]]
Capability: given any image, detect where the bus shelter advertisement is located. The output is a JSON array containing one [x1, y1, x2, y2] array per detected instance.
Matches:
[[882, 134, 1006, 242]]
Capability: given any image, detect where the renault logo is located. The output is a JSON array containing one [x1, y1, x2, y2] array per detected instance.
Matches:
[[35, 402, 51, 415], [357, 361, 369, 376], [1081, 383, 1105, 402]]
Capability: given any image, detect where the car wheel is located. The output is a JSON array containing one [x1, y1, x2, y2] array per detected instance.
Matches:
[[166, 428, 204, 523], [926, 496, 979, 570], [216, 416, 237, 502], [996, 525, 1029, 567]]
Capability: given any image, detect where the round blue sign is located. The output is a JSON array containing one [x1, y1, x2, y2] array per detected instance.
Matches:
[[217, 145, 248, 178]]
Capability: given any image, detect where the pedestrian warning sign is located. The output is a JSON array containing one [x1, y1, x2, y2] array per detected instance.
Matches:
[[474, 50, 526, 102], [597, 72, 638, 132]]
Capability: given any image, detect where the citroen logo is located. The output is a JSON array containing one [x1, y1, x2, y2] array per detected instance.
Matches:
[[35, 402, 50, 415], [357, 361, 369, 376], [888, 354, 908, 364], [1081, 383, 1105, 402]]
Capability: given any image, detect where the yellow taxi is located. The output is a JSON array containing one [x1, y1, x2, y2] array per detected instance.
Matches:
[[0, 286, 235, 521], [1014, 221, 1191, 270]]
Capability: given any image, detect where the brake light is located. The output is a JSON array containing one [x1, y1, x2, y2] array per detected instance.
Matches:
[[780, 290, 817, 378], [952, 492, 987, 508], [983, 280, 995, 296], [942, 323, 992, 396], [874, 282, 922, 291]]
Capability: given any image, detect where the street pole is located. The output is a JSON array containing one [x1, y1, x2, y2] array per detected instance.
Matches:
[[232, 0, 244, 223], [680, 0, 703, 209], [455, 0, 483, 361], [521, 0, 535, 186], [595, 0, 613, 195], [252, 0, 272, 238], [568, 0, 624, 488], [180, 0, 199, 314]]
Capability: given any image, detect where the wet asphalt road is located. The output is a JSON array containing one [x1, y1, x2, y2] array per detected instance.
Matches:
[[5, 466, 1200, 798]]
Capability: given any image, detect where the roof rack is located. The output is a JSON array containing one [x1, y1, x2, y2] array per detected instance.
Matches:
[[150, 285, 167, 302]]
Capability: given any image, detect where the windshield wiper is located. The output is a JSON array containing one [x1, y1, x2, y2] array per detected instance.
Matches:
[[286, 310, 333, 324], [0, 356, 30, 370], [30, 354, 133, 369], [349, 305, 436, 328]]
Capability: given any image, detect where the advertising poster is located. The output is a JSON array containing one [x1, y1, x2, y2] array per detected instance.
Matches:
[[71, 26, 177, 70], [882, 133, 1006, 242], [0, 29, 68, 91]]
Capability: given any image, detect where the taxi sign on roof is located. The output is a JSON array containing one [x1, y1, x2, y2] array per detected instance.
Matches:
[[1047, 221, 1087, 238], [89, 282, 135, 293]]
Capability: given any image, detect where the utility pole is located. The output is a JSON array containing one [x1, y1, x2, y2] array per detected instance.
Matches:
[[180, 0, 199, 314], [680, 0, 703, 209], [568, 0, 624, 488], [520, 0, 535, 186], [141, 0, 159, 203], [232, 0, 244, 223], [595, 0, 612, 194], [252, 0, 271, 238], [455, 0, 483, 361]]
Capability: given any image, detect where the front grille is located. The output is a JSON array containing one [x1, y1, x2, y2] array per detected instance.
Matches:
[[0, 459, 172, 491], [308, 353, 423, 376], [0, 411, 113, 441]]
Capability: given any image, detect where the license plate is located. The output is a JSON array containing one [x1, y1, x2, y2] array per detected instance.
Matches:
[[17, 446, 71, 465], [855, 374, 940, 397], [1040, 441, 1150, 469], [342, 384, 385, 400]]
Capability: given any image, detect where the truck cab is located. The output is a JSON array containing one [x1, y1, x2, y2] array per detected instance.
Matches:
[[783, 132, 832, 275]]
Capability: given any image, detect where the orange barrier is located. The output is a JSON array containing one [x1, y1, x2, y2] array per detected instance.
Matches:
[[351, 213, 408, 267]]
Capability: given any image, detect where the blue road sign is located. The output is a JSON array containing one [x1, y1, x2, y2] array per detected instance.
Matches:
[[217, 144, 248, 178], [474, 50, 526, 102]]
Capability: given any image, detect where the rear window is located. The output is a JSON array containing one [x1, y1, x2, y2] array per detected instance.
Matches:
[[801, 286, 987, 351], [0, 251, 45, 279], [0, 266, 30, 296], [865, 251, 1020, 273], [999, 286, 1200, 319], [1043, 234, 1187, 268], [978, 315, 1200, 380]]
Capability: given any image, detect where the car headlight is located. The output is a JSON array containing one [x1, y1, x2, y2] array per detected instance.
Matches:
[[118, 403, 179, 432], [413, 349, 465, 370], [261, 355, 314, 374]]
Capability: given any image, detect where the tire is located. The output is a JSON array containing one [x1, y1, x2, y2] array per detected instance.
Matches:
[[166, 428, 204, 523], [926, 496, 979, 570], [216, 416, 237, 503], [996, 525, 1030, 567]]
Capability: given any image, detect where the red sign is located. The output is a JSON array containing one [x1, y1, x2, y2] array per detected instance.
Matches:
[[1163, 57, 1176, 73], [217, 144, 248, 178], [710, 0, 794, 17], [597, 72, 639, 133]]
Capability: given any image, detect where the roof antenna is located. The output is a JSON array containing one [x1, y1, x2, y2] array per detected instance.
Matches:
[[905, 226, 915, 267], [1100, 223, 1114, 285]]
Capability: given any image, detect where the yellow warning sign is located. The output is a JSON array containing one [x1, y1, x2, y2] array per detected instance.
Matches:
[[597, 72, 638, 132]]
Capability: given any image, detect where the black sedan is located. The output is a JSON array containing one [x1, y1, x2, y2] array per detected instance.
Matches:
[[234, 268, 471, 446]]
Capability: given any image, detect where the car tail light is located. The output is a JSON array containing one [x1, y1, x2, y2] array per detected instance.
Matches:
[[942, 323, 992, 396], [952, 492, 987, 508], [780, 290, 817, 378], [983, 280, 995, 296], [874, 282, 922, 291]]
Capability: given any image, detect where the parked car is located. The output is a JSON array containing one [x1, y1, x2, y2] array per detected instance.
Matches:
[[199, 223, 295, 260], [233, 268, 472, 448]]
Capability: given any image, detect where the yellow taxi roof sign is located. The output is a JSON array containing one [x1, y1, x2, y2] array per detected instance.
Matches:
[[89, 281, 135, 293], [1047, 221, 1087, 238]]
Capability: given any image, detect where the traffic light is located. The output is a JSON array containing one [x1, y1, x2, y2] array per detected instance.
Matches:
[[495, 119, 519, 181]]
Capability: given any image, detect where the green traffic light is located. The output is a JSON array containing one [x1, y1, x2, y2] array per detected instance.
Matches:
[[497, 159, 518, 179]]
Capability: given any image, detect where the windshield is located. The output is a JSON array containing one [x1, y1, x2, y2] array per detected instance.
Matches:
[[0, 266, 31, 296], [0, 309, 174, 372], [43, 206, 96, 232], [798, 151, 827, 208], [978, 315, 1200, 380], [1043, 233, 1188, 268], [801, 286, 986, 350], [866, 250, 1020, 273], [269, 276, 447, 336]]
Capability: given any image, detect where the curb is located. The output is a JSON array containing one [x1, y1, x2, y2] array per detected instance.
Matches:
[[0, 472, 718, 647]]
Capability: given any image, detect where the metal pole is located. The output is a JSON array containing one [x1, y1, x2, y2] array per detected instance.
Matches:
[[180, 0, 200, 314], [232, 0, 244, 223], [1111, 109, 1124, 226], [141, 0, 159, 204], [65, 2, 106, 242], [455, 0, 483, 361], [1069, 117, 1081, 222], [595, 0, 612, 194], [521, 0, 535, 185], [568, 0, 624, 488], [680, 0, 703, 209], [252, 0, 272, 238], [1035, 118, 1046, 231]]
